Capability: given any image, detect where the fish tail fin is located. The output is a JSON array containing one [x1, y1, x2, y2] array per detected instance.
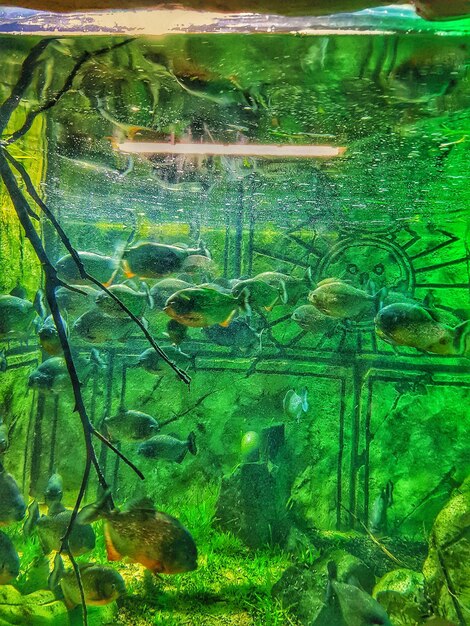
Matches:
[[76, 488, 113, 524], [300, 386, 309, 412], [33, 289, 47, 319], [325, 561, 337, 604], [90, 348, 106, 369], [110, 230, 136, 284], [304, 266, 314, 286], [48, 553, 65, 596], [141, 281, 155, 310], [238, 287, 252, 318], [374, 287, 388, 311], [187, 431, 197, 456], [453, 319, 470, 355], [279, 280, 288, 304], [23, 500, 40, 538], [197, 240, 210, 259]]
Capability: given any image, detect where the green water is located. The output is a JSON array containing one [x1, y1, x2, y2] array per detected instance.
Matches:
[[0, 17, 469, 626]]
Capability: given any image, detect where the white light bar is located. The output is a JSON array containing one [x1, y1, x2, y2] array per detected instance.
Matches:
[[117, 141, 346, 158]]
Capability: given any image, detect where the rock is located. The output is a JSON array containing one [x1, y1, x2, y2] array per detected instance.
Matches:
[[373, 569, 427, 625], [423, 481, 470, 625], [272, 563, 344, 626], [0, 586, 69, 625], [272, 548, 375, 625], [0, 585, 118, 626], [215, 462, 289, 548]]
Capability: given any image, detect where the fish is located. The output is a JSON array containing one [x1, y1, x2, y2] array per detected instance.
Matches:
[[0, 350, 7, 373], [149, 278, 194, 310], [9, 284, 28, 300], [44, 472, 63, 509], [0, 463, 26, 526], [283, 388, 308, 422], [0, 531, 20, 585], [137, 345, 192, 374], [164, 286, 250, 328], [199, 282, 233, 295], [202, 318, 262, 354], [327, 561, 392, 626], [0, 294, 37, 340], [255, 270, 311, 305], [49, 554, 126, 609], [28, 357, 70, 393], [181, 254, 217, 276], [95, 283, 152, 317], [56, 251, 118, 285], [291, 304, 335, 333], [37, 314, 67, 356], [25, 501, 96, 556], [104, 409, 160, 443], [231, 278, 282, 311], [308, 278, 382, 319], [0, 419, 9, 454], [138, 432, 197, 464], [77, 492, 198, 574], [55, 284, 101, 320], [122, 241, 209, 280], [166, 319, 188, 346], [369, 480, 393, 535], [73, 309, 134, 344], [375, 302, 470, 356]]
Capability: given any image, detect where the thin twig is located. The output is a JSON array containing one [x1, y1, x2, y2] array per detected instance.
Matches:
[[66, 547, 88, 626], [92, 428, 144, 479], [436, 548, 467, 626], [5, 150, 190, 385], [340, 503, 404, 566]]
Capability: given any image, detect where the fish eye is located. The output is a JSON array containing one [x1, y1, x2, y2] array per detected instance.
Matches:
[[347, 263, 358, 275], [373, 263, 385, 275]]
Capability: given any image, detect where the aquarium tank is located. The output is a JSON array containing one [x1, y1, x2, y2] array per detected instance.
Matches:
[[0, 1, 469, 624]]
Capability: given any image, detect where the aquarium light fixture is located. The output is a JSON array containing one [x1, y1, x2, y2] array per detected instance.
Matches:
[[116, 142, 346, 158]]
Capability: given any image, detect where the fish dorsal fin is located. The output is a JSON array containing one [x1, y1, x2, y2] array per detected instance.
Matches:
[[127, 497, 156, 516], [283, 389, 295, 411], [78, 562, 96, 572], [316, 278, 342, 287], [408, 304, 435, 322]]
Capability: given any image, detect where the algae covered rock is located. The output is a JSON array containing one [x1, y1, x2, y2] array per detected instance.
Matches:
[[0, 586, 69, 625], [423, 482, 470, 624], [373, 568, 427, 625], [0, 585, 118, 626], [272, 563, 344, 626], [272, 548, 376, 625]]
